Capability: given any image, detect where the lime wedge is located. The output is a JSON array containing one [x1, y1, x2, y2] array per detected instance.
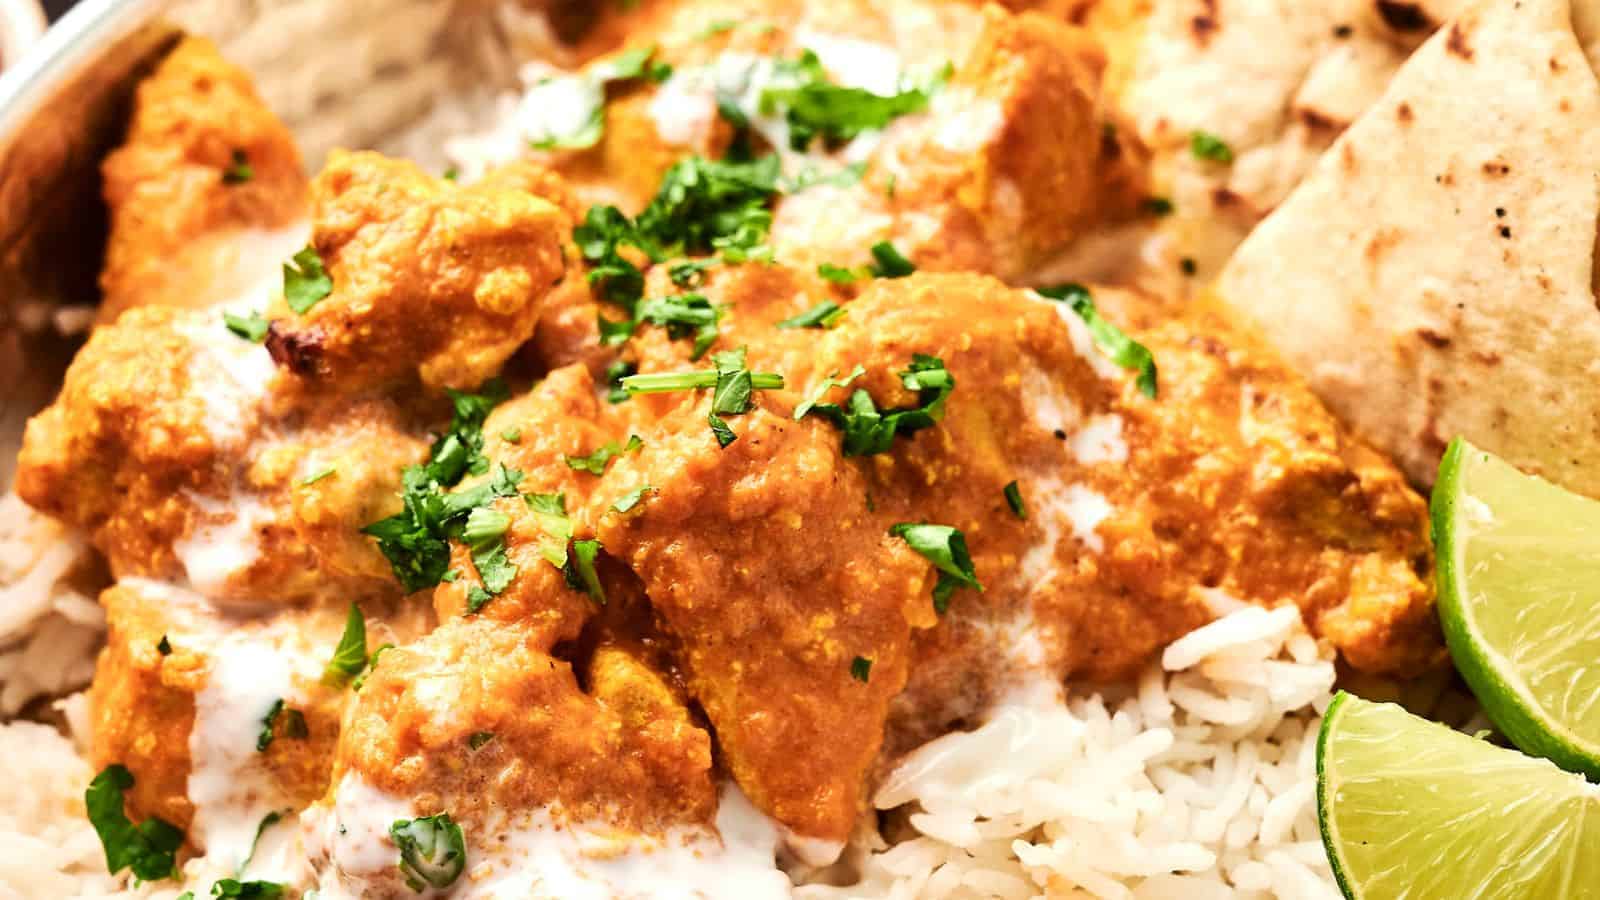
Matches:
[[1432, 437, 1600, 777], [1317, 692, 1600, 899]]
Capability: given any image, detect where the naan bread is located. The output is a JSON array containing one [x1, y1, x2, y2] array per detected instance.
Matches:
[[1216, 0, 1600, 495]]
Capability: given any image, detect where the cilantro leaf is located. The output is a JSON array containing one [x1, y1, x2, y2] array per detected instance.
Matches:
[[351, 643, 394, 692], [221, 149, 253, 185], [256, 700, 307, 752], [563, 539, 606, 604], [223, 310, 270, 342], [708, 412, 739, 447], [604, 360, 637, 404], [468, 731, 495, 750], [1190, 130, 1235, 163], [321, 604, 367, 688], [637, 293, 722, 358], [816, 263, 864, 285], [867, 241, 915, 278], [760, 51, 934, 151], [776, 300, 846, 329], [282, 246, 331, 314], [525, 492, 574, 568], [890, 522, 982, 613], [85, 765, 184, 882], [793, 365, 865, 421], [1037, 283, 1158, 398], [850, 656, 872, 683], [565, 435, 643, 475], [1004, 480, 1026, 519], [611, 484, 655, 513], [391, 814, 467, 892], [209, 881, 284, 898], [799, 355, 953, 455], [464, 505, 517, 600]]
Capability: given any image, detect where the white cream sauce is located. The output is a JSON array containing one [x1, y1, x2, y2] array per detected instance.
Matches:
[[1019, 475, 1114, 591], [1070, 413, 1128, 465], [172, 316, 281, 449], [172, 492, 274, 599], [1030, 290, 1127, 383], [516, 74, 605, 148], [307, 777, 792, 900]]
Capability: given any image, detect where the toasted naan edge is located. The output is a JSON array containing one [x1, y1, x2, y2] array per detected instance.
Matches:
[[1216, 0, 1600, 495]]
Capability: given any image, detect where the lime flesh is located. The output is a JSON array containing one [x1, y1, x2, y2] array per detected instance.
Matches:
[[1317, 692, 1600, 900], [1432, 437, 1600, 777]]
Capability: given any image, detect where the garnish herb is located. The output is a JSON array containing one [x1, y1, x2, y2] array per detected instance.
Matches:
[[564, 539, 606, 605], [362, 381, 515, 592], [611, 485, 655, 513], [464, 505, 517, 599], [282, 246, 332, 314], [209, 881, 285, 898], [760, 51, 940, 151], [223, 310, 270, 342], [257, 700, 307, 752], [500, 427, 522, 443], [1142, 195, 1175, 216], [157, 635, 172, 656], [867, 241, 916, 278], [793, 365, 865, 421], [636, 293, 723, 358], [526, 45, 670, 150], [300, 467, 336, 486], [239, 810, 285, 874], [525, 492, 574, 568], [442, 166, 459, 182], [776, 300, 846, 329], [816, 263, 863, 285], [1190, 130, 1235, 163], [1003, 480, 1026, 519], [466, 586, 493, 614], [890, 522, 982, 613], [85, 765, 184, 881], [798, 355, 953, 456], [783, 161, 866, 193], [468, 731, 495, 750], [620, 346, 784, 445], [1037, 283, 1158, 398], [667, 258, 717, 288], [390, 814, 467, 892], [350, 643, 394, 692], [850, 656, 873, 683], [605, 360, 637, 404], [694, 18, 737, 40], [221, 149, 253, 184], [566, 434, 644, 475], [321, 604, 367, 688]]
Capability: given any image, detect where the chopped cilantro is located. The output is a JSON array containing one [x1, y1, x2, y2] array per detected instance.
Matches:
[[320, 604, 367, 688], [816, 263, 863, 285], [282, 246, 331, 314], [850, 656, 872, 683], [890, 522, 981, 613], [694, 18, 737, 40], [524, 492, 574, 568], [468, 731, 495, 750], [442, 166, 459, 181], [1004, 481, 1026, 519], [500, 427, 522, 443], [867, 241, 915, 278], [605, 360, 637, 404], [566, 434, 644, 475], [157, 635, 172, 656], [256, 700, 307, 752], [209, 881, 284, 898], [1037, 283, 1158, 398], [793, 365, 865, 421], [777, 300, 846, 329], [708, 414, 738, 447], [391, 814, 467, 892], [611, 484, 654, 513], [563, 539, 606, 604], [783, 161, 867, 193], [1190, 130, 1235, 163], [85, 765, 184, 882], [300, 467, 335, 486], [465, 585, 493, 614], [799, 355, 952, 456], [1143, 195, 1174, 216], [464, 505, 517, 599], [527, 46, 669, 150], [221, 149, 253, 184], [668, 258, 717, 288], [351, 643, 394, 692], [636, 293, 722, 358], [223, 310, 270, 342], [239, 810, 284, 873], [761, 51, 937, 151]]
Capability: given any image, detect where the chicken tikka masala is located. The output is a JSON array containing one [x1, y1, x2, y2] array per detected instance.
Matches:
[[13, 1, 1443, 896]]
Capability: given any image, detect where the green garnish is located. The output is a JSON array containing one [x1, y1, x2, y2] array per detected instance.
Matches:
[[85, 765, 184, 882], [223, 310, 270, 342], [816, 263, 863, 285], [1003, 480, 1026, 519], [761, 51, 938, 151], [867, 241, 915, 278], [799, 355, 952, 456], [776, 300, 846, 329], [350, 643, 394, 692], [221, 149, 253, 184], [464, 506, 517, 599], [605, 360, 637, 404], [321, 604, 367, 688], [466, 586, 492, 614], [157, 635, 172, 655], [890, 522, 982, 613], [783, 161, 867, 193], [209, 881, 284, 898], [527, 46, 669, 150], [667, 258, 717, 288], [1037, 283, 1158, 398], [239, 810, 284, 874], [257, 700, 307, 752], [1142, 195, 1174, 216], [300, 467, 336, 486], [468, 731, 495, 750], [500, 428, 522, 443], [793, 365, 865, 421], [525, 492, 574, 568], [1190, 130, 1235, 163], [563, 539, 606, 604], [565, 434, 644, 475], [362, 381, 514, 592], [282, 246, 332, 314], [611, 485, 655, 513], [390, 814, 467, 892], [636, 293, 722, 358], [693, 18, 737, 40], [850, 656, 873, 683], [442, 166, 459, 181], [707, 414, 738, 448]]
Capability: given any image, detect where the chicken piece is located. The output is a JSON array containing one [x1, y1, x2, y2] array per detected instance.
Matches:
[[14, 306, 428, 604], [265, 151, 568, 394], [591, 393, 933, 853], [98, 37, 310, 324], [88, 580, 429, 861], [309, 616, 718, 897]]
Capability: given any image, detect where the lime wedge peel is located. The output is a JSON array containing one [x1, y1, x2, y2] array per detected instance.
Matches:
[[1317, 691, 1600, 900], [1432, 437, 1600, 779]]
